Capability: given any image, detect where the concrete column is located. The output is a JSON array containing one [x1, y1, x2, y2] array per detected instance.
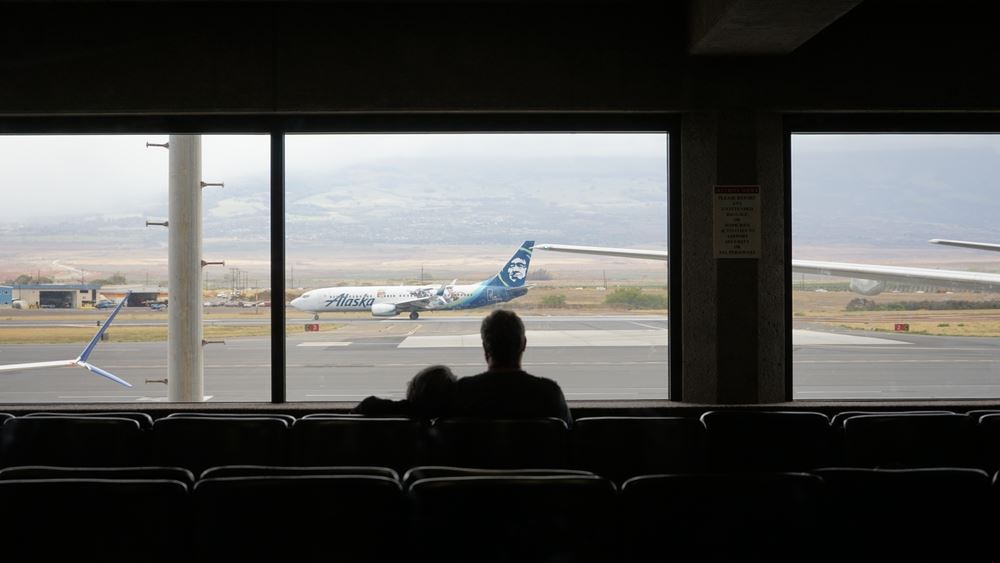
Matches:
[[680, 111, 786, 404], [167, 135, 204, 402]]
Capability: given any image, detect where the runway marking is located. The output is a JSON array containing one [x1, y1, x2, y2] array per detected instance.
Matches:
[[398, 329, 667, 348], [630, 321, 666, 330], [792, 329, 908, 346], [297, 342, 352, 347]]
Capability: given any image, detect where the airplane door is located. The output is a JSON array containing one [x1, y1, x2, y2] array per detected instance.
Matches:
[[487, 288, 497, 303]]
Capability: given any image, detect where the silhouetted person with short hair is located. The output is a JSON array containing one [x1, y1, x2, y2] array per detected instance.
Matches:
[[352, 364, 456, 418], [450, 309, 572, 426]]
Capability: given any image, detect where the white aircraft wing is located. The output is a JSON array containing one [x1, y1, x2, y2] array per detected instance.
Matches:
[[533, 243, 667, 260], [536, 241, 1000, 293], [929, 239, 1000, 253], [791, 259, 1000, 293], [0, 292, 133, 387], [379, 295, 435, 312]]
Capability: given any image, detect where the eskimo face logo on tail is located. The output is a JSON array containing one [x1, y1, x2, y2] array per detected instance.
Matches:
[[498, 241, 533, 287], [507, 258, 528, 282]]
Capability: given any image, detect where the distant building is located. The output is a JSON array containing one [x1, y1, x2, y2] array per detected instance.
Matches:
[[10, 284, 100, 309]]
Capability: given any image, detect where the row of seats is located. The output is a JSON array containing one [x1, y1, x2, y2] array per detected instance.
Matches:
[[0, 464, 995, 563], [4, 410, 1000, 478]]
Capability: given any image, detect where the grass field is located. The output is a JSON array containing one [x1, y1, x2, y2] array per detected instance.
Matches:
[[793, 289, 1000, 337]]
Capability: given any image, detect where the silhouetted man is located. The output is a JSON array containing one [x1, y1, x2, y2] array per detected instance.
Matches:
[[451, 309, 572, 426]]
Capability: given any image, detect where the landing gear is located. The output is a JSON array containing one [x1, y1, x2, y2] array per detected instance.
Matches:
[[409, 311, 420, 320], [313, 313, 320, 321]]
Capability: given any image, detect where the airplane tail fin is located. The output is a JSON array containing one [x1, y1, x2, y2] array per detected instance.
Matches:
[[486, 241, 534, 288], [75, 292, 132, 387]]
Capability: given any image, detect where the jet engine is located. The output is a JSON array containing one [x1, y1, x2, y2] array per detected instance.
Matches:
[[849, 278, 886, 296], [370, 303, 400, 317]]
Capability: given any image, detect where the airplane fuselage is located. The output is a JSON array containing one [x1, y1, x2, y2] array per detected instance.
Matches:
[[291, 282, 527, 314]]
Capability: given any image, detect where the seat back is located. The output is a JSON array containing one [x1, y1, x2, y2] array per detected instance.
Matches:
[[701, 410, 831, 471], [842, 413, 977, 468], [0, 416, 146, 467], [816, 467, 991, 563], [402, 465, 594, 490], [0, 465, 194, 486], [152, 417, 288, 474], [572, 416, 704, 481], [0, 478, 189, 563], [194, 475, 403, 563], [428, 417, 569, 468], [621, 472, 825, 563], [830, 410, 956, 429], [23, 411, 154, 429], [409, 475, 617, 563], [200, 464, 398, 481], [165, 411, 297, 425], [289, 417, 422, 472]]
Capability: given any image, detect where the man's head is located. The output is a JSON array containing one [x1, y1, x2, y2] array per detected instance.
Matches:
[[406, 364, 456, 417], [480, 309, 526, 370]]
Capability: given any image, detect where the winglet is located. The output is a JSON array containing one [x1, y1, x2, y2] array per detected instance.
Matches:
[[75, 291, 132, 387]]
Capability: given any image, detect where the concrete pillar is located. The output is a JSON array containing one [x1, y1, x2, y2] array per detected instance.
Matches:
[[680, 111, 786, 404], [167, 135, 204, 402]]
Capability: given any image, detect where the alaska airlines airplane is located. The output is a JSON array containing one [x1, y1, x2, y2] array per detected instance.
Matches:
[[0, 292, 133, 387], [291, 241, 534, 320], [534, 239, 1000, 295]]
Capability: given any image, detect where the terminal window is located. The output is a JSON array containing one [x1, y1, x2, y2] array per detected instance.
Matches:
[[792, 134, 1000, 399]]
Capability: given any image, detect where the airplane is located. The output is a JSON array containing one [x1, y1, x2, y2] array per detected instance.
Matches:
[[0, 292, 133, 387], [290, 241, 535, 320], [533, 240, 1000, 296]]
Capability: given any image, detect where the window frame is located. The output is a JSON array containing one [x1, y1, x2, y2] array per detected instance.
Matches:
[[784, 113, 1000, 401]]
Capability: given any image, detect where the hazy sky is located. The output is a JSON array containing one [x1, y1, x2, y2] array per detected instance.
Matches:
[[0, 133, 667, 222]]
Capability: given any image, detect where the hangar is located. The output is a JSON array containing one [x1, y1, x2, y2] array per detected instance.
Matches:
[[8, 284, 99, 310]]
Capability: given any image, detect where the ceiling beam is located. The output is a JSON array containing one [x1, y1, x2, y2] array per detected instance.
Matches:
[[689, 0, 864, 55]]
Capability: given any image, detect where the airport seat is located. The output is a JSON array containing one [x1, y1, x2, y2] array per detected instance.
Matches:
[[299, 412, 364, 419], [152, 417, 289, 475], [408, 474, 617, 563], [816, 467, 991, 563], [401, 465, 595, 490], [965, 409, 1000, 422], [164, 411, 297, 425], [22, 411, 155, 429], [200, 464, 398, 481], [0, 478, 189, 563], [0, 416, 147, 467], [829, 409, 956, 429], [289, 417, 423, 473], [842, 413, 978, 468], [0, 465, 195, 486], [193, 475, 403, 563], [974, 414, 1000, 471], [571, 416, 705, 482], [620, 472, 825, 563], [700, 410, 832, 472], [0, 413, 13, 424], [428, 417, 570, 469]]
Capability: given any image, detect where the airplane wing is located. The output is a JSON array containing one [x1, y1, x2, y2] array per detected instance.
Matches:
[[378, 295, 436, 313], [0, 292, 133, 387], [791, 259, 1000, 293], [536, 241, 1000, 294], [929, 239, 1000, 253], [533, 243, 667, 261]]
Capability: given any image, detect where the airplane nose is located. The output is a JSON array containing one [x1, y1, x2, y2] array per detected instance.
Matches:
[[290, 297, 303, 309]]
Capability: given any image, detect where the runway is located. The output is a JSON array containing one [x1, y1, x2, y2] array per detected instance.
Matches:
[[1, 314, 999, 403]]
